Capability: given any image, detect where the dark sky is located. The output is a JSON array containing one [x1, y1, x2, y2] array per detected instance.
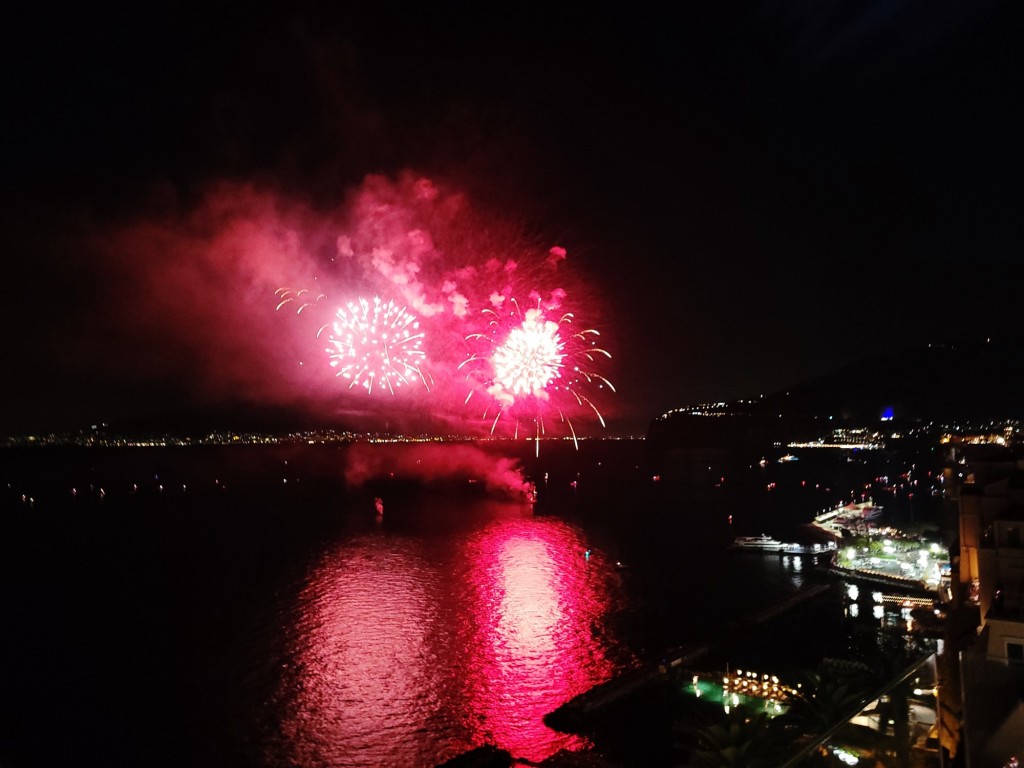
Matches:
[[2, 2, 1022, 437]]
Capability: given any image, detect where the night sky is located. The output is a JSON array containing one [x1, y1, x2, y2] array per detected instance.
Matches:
[[2, 3, 1022, 437]]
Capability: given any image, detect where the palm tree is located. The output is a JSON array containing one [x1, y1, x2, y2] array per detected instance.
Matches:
[[780, 668, 873, 740], [682, 707, 787, 768], [769, 666, 879, 767]]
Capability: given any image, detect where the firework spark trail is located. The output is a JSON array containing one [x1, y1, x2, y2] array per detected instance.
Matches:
[[461, 294, 614, 447], [265, 177, 614, 428], [274, 287, 328, 314], [98, 173, 615, 431], [326, 296, 431, 395]]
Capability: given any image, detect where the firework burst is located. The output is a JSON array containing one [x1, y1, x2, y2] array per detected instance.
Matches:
[[492, 313, 565, 398], [461, 296, 614, 448], [326, 296, 431, 394]]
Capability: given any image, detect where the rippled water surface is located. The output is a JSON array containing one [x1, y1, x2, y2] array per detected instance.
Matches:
[[264, 511, 626, 766], [0, 440, 866, 767]]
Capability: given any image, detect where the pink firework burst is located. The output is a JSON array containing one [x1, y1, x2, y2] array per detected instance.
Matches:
[[462, 297, 614, 448], [326, 296, 431, 394]]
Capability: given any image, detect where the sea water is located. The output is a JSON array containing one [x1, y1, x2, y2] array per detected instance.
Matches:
[[0, 440, 920, 767]]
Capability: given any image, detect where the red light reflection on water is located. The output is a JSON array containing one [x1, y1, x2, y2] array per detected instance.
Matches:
[[276, 539, 441, 767], [459, 519, 620, 761], [273, 508, 627, 766]]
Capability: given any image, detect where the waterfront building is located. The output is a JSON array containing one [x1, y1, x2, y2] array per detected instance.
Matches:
[[952, 444, 1024, 766]]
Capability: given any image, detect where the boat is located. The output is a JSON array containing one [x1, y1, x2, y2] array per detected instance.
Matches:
[[729, 534, 787, 552], [524, 482, 537, 504], [782, 541, 838, 556]]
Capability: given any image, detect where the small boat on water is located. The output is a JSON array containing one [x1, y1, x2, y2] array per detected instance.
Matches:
[[524, 482, 537, 504], [729, 534, 787, 552]]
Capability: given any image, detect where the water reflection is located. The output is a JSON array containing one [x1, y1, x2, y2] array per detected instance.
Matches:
[[778, 554, 806, 589], [459, 518, 621, 761], [273, 502, 628, 766], [277, 535, 441, 766]]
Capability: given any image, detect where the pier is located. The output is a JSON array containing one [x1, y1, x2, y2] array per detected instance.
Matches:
[[827, 563, 938, 596], [725, 582, 832, 630], [545, 583, 833, 731], [544, 643, 710, 731]]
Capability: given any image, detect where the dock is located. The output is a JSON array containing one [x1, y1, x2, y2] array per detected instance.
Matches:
[[545, 583, 834, 732], [543, 642, 709, 731], [826, 564, 937, 595], [726, 583, 832, 629]]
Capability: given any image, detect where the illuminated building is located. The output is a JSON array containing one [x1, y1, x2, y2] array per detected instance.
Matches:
[[952, 444, 1024, 766]]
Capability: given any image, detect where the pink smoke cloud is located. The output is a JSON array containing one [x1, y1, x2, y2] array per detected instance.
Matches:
[[343, 443, 531, 496], [88, 171, 615, 435]]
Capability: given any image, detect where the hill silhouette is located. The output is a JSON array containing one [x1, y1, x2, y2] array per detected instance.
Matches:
[[78, 338, 1024, 440], [648, 337, 1024, 452], [761, 336, 1024, 422]]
